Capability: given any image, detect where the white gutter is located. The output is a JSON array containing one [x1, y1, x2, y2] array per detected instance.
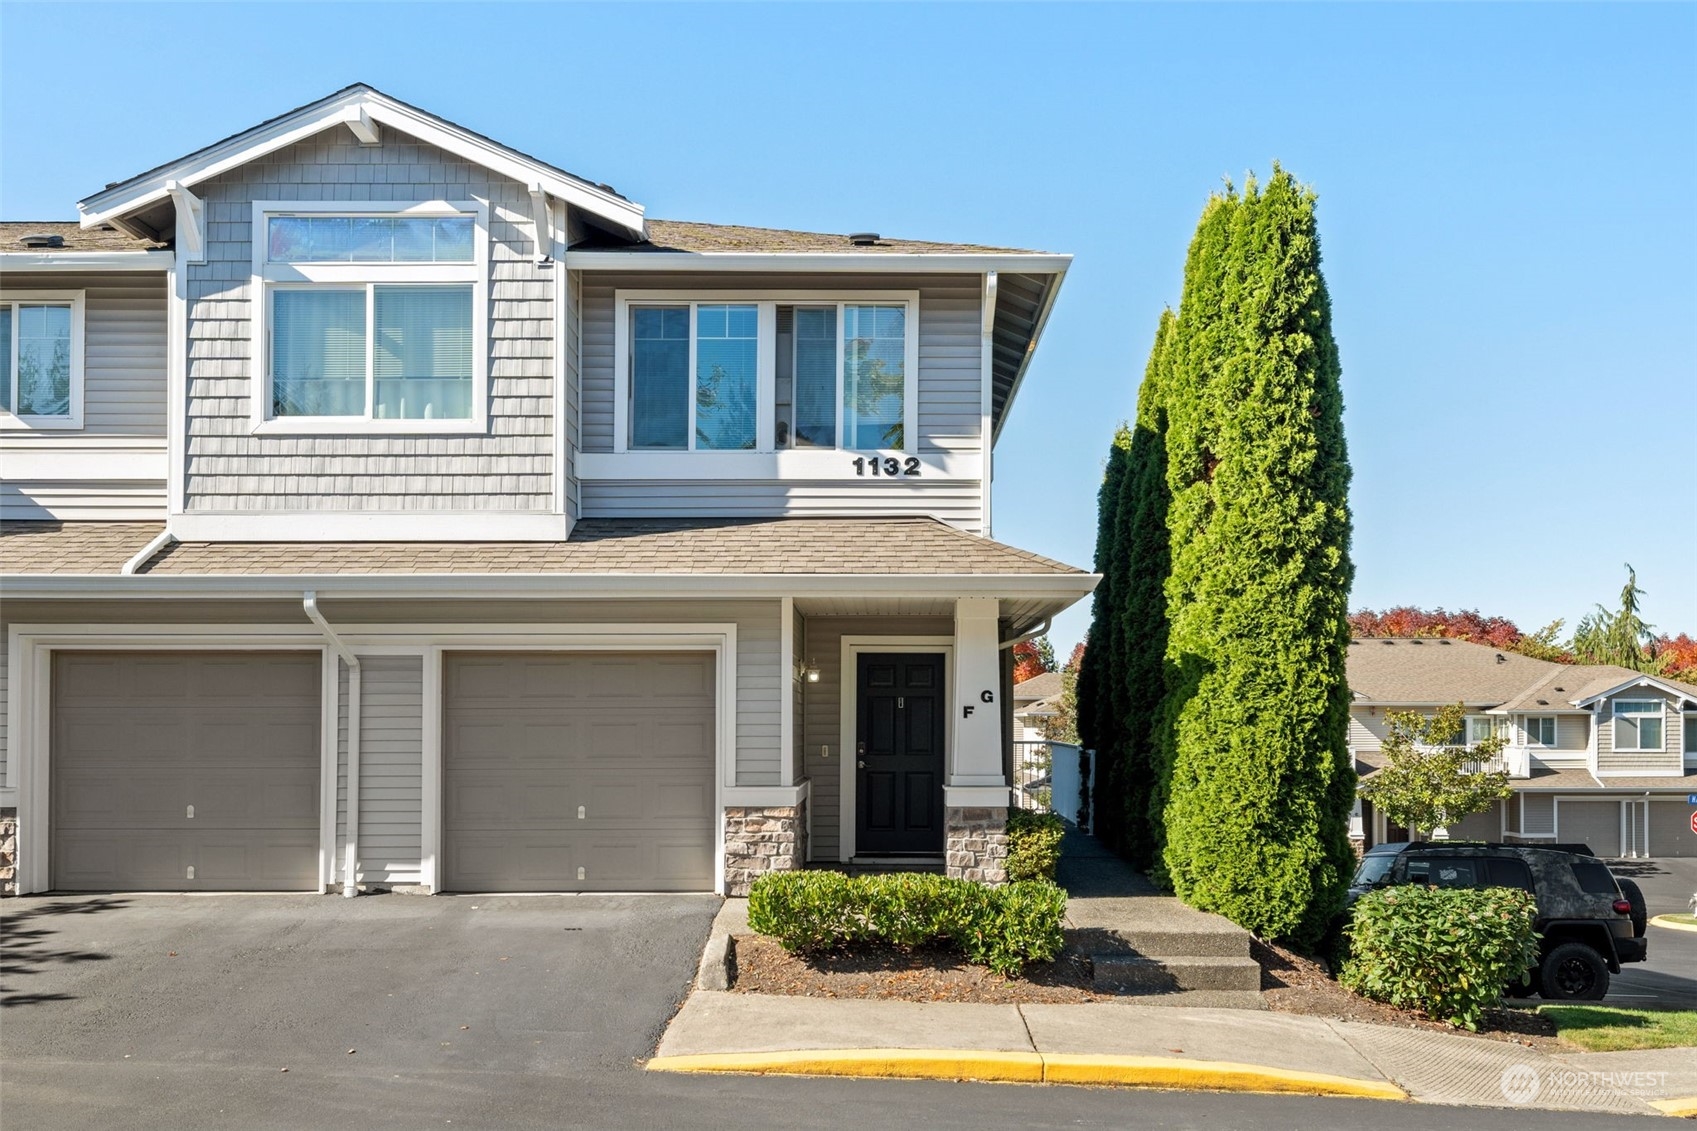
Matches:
[[120, 530, 176, 575], [563, 250, 1075, 275], [2, 572, 1102, 602], [303, 591, 361, 898], [0, 251, 174, 273]]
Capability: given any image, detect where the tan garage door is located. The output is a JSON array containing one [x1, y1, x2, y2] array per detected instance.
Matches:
[[442, 652, 716, 892], [52, 651, 322, 891], [1651, 799, 1697, 858], [1558, 799, 1621, 857]]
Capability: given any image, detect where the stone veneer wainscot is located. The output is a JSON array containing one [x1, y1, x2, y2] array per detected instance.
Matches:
[[946, 806, 1008, 884], [723, 804, 806, 896]]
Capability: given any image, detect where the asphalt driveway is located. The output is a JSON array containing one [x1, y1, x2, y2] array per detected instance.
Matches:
[[1, 891, 718, 1123]]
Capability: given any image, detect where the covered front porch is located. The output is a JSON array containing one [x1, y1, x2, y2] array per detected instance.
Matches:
[[723, 589, 1087, 894]]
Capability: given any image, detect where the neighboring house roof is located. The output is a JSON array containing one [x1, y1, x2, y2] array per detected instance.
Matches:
[[0, 517, 1087, 578], [1570, 672, 1697, 708], [75, 83, 644, 240], [634, 220, 1046, 256], [1347, 637, 1555, 705], [1494, 665, 1697, 712], [1013, 671, 1064, 704], [0, 221, 161, 251]]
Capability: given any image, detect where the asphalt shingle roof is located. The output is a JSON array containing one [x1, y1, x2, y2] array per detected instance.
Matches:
[[0, 517, 1086, 577], [1013, 672, 1064, 703], [637, 219, 1048, 256], [0, 221, 163, 252], [1347, 637, 1556, 705]]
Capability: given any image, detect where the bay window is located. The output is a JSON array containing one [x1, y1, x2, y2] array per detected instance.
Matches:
[[252, 202, 485, 433], [0, 291, 84, 429], [618, 292, 917, 454]]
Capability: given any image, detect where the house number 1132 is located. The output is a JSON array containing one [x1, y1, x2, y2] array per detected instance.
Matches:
[[852, 457, 921, 477]]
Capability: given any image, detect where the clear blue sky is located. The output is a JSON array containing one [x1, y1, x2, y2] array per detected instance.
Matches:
[[4, 3, 1692, 653]]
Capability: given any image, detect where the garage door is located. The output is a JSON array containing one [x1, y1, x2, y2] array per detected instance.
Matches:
[[52, 651, 322, 891], [442, 652, 716, 892], [1651, 799, 1697, 858], [1558, 799, 1621, 857]]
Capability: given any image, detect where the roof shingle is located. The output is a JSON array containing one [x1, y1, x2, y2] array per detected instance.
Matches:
[[1, 517, 1087, 578], [0, 220, 164, 252], [634, 219, 1049, 256]]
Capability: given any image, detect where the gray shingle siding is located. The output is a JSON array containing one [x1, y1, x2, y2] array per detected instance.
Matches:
[[181, 127, 556, 513]]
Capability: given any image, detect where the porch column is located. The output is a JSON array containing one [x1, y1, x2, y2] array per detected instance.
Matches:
[[947, 597, 1010, 883]]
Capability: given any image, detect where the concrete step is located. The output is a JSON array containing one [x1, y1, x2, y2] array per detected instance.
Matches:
[[1078, 927, 1253, 959], [1091, 954, 1263, 993], [1095, 988, 1268, 1010]]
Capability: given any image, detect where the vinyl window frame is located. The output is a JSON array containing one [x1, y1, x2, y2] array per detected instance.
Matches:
[[612, 289, 920, 458], [0, 290, 86, 431], [249, 199, 489, 435], [1523, 715, 1558, 747], [1611, 699, 1665, 753]]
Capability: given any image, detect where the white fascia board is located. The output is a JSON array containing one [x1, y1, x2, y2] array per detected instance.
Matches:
[[0, 251, 173, 273], [0, 571, 1101, 603], [78, 90, 644, 238], [564, 251, 1074, 275], [1574, 676, 1697, 709], [167, 512, 569, 542]]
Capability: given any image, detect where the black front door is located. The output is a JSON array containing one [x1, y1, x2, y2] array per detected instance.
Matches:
[[855, 653, 945, 855]]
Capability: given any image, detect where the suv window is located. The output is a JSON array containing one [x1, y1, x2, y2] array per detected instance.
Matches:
[[1570, 859, 1619, 895], [1485, 857, 1535, 892], [1405, 857, 1482, 888], [1353, 854, 1396, 886]]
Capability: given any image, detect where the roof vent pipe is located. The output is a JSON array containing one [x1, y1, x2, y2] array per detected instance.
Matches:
[[19, 234, 64, 249], [847, 232, 880, 246]]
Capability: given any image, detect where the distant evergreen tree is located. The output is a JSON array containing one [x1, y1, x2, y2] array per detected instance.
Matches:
[[1076, 425, 1131, 839], [1155, 170, 1356, 945]]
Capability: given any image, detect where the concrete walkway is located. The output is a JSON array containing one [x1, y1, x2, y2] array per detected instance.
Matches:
[[652, 991, 1692, 1114]]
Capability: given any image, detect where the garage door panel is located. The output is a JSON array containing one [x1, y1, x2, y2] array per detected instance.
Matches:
[[443, 652, 715, 892], [53, 652, 321, 892], [1559, 800, 1621, 857]]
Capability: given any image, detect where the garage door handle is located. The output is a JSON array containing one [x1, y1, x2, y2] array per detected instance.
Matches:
[[186, 805, 194, 819], [578, 806, 585, 819]]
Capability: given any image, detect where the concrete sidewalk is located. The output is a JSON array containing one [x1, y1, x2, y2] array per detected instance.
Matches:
[[651, 991, 1693, 1115]]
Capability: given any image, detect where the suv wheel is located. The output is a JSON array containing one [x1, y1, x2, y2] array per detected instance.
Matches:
[[1616, 877, 1647, 937], [1540, 942, 1610, 1001]]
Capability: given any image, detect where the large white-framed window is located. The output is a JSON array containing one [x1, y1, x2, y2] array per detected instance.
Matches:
[[1524, 715, 1557, 747], [250, 200, 488, 434], [0, 291, 85, 430], [612, 290, 920, 457], [1612, 699, 1665, 752]]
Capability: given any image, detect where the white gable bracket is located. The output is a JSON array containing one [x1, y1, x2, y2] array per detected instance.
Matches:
[[343, 107, 381, 146], [166, 180, 206, 265], [529, 184, 553, 264]]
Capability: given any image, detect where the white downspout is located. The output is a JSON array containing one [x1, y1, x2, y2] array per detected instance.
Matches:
[[120, 530, 176, 575], [999, 617, 1053, 651], [304, 591, 360, 898]]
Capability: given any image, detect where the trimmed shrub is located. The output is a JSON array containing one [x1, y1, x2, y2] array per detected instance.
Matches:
[[1340, 885, 1540, 1031], [1005, 810, 1065, 882], [746, 871, 1067, 977]]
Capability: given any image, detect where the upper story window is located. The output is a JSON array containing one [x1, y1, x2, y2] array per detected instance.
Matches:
[[615, 292, 918, 455], [1524, 715, 1557, 746], [0, 291, 84, 430], [1613, 699, 1664, 752], [251, 201, 487, 434], [1446, 714, 1498, 747]]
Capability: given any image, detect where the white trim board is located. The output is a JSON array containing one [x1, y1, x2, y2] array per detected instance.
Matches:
[[165, 512, 572, 542], [567, 251, 1072, 274], [836, 635, 954, 863], [0, 252, 174, 273]]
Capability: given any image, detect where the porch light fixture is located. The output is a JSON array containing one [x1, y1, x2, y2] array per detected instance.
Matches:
[[805, 659, 821, 683]]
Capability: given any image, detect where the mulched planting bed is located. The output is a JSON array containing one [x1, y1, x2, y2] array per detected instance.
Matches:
[[730, 933, 1112, 1003], [1254, 937, 1562, 1049]]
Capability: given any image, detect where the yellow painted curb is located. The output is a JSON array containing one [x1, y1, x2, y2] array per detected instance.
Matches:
[[1650, 1096, 1697, 1118], [647, 1048, 1407, 1100], [647, 1049, 1043, 1083], [1041, 1053, 1407, 1100], [1649, 915, 1697, 935]]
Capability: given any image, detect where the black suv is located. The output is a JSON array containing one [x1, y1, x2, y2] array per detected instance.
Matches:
[[1347, 842, 1648, 1000]]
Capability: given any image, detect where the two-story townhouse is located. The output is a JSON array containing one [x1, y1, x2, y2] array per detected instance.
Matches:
[[0, 85, 1096, 898], [1346, 638, 1697, 858]]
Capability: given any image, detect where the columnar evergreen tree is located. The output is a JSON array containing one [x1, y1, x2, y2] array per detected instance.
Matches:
[[1156, 169, 1357, 945], [1076, 425, 1131, 832], [1110, 309, 1175, 869]]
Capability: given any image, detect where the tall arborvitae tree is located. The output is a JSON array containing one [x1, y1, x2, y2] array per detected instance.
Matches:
[[1075, 425, 1132, 804], [1157, 169, 1356, 946], [1111, 309, 1175, 870]]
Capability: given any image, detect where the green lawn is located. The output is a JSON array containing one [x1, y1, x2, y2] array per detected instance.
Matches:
[[1654, 913, 1697, 927], [1539, 1005, 1697, 1051]]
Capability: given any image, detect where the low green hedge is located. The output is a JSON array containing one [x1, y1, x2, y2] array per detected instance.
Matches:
[[1005, 810, 1065, 882], [1340, 885, 1540, 1030], [746, 871, 1067, 977]]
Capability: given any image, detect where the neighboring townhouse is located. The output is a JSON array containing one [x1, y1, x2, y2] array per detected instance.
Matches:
[[0, 84, 1095, 897], [1347, 638, 1697, 858], [1012, 670, 1064, 744]]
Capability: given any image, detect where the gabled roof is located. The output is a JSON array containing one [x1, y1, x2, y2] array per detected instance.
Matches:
[[1346, 637, 1555, 705], [1013, 671, 1064, 704], [634, 220, 1049, 256], [76, 84, 644, 239], [1569, 672, 1697, 709]]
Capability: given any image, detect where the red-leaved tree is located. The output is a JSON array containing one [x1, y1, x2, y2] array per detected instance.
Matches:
[[1654, 633, 1697, 681]]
